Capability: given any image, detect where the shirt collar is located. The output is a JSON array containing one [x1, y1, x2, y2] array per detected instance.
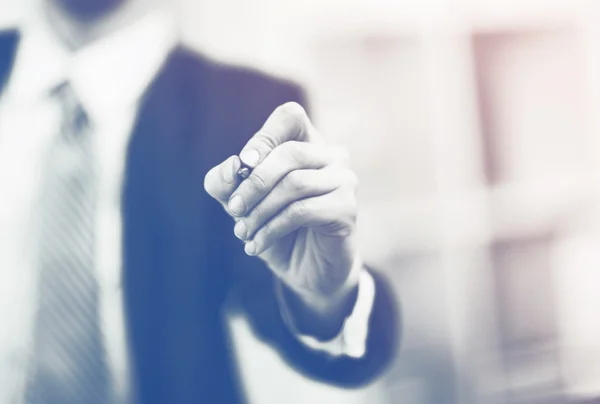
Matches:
[[6, 6, 178, 121]]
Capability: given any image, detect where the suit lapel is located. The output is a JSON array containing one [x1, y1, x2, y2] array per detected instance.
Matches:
[[121, 48, 245, 403], [0, 30, 19, 94], [0, 36, 245, 401]]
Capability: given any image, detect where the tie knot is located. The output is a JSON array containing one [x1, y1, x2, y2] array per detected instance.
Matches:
[[51, 81, 91, 134]]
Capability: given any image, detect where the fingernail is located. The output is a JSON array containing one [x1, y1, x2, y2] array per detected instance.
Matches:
[[245, 241, 256, 256], [240, 149, 260, 167], [223, 156, 239, 184], [234, 221, 247, 240], [228, 195, 246, 216]]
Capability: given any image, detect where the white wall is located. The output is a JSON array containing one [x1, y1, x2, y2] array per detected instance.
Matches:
[[176, 1, 600, 402]]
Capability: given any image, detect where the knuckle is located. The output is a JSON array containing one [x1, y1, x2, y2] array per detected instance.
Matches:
[[334, 186, 356, 212], [290, 200, 308, 221], [332, 145, 351, 165], [346, 170, 359, 188], [245, 204, 261, 229], [279, 141, 305, 166], [345, 191, 358, 218], [249, 134, 276, 152], [257, 221, 272, 242], [247, 172, 268, 192], [284, 171, 308, 194], [280, 101, 306, 119]]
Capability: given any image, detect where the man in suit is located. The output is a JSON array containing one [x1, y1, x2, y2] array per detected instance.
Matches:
[[0, 0, 399, 402]]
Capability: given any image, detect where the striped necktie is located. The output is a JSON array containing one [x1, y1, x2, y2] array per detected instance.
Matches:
[[26, 82, 112, 403]]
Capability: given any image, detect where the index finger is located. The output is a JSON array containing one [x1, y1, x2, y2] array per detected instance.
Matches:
[[238, 102, 316, 170]]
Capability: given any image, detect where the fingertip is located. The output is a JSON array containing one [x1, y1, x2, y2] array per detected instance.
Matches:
[[228, 194, 246, 216], [244, 240, 257, 256], [281, 101, 306, 118], [223, 155, 241, 184], [203, 165, 219, 197], [234, 220, 247, 240], [239, 149, 260, 168]]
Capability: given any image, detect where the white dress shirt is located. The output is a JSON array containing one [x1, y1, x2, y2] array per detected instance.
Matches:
[[0, 6, 375, 404], [0, 7, 178, 403]]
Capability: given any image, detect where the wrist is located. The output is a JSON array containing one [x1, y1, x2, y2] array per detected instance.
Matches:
[[276, 255, 363, 340]]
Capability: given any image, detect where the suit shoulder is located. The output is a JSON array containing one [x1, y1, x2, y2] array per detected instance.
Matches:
[[143, 46, 310, 165], [168, 46, 307, 112]]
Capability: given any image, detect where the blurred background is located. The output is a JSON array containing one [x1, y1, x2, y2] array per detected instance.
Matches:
[[3, 0, 600, 403]]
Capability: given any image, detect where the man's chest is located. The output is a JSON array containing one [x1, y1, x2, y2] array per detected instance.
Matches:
[[0, 98, 138, 402], [0, 96, 137, 280]]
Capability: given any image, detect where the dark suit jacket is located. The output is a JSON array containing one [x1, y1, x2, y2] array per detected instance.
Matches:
[[0, 30, 400, 403]]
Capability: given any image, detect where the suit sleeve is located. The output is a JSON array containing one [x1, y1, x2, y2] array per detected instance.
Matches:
[[230, 249, 400, 387], [277, 264, 375, 359], [225, 81, 402, 387]]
